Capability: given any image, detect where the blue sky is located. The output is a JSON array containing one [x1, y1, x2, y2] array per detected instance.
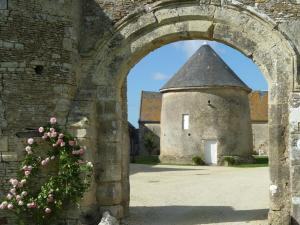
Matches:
[[127, 40, 268, 127]]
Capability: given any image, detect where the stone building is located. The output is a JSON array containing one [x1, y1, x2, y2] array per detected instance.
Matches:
[[128, 122, 139, 161], [138, 89, 269, 159], [138, 91, 161, 156], [159, 45, 253, 165], [249, 91, 268, 155], [0, 0, 299, 224]]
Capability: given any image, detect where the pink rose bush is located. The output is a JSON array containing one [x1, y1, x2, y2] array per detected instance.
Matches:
[[0, 117, 93, 224]]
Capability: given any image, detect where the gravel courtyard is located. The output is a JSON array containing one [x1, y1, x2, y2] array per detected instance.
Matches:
[[122, 164, 269, 225]]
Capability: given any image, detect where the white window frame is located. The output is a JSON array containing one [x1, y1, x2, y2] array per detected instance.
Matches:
[[182, 114, 189, 130]]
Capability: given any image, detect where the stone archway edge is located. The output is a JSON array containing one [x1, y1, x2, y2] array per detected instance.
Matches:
[[76, 2, 298, 225]]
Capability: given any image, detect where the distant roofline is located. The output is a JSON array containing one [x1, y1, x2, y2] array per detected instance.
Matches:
[[160, 85, 252, 93], [139, 120, 161, 124], [252, 120, 268, 123], [141, 90, 161, 94]]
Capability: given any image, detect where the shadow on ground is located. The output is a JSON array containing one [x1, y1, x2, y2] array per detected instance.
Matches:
[[130, 164, 205, 175], [122, 205, 268, 225]]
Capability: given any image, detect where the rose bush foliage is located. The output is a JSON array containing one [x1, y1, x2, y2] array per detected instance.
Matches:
[[0, 117, 93, 225]]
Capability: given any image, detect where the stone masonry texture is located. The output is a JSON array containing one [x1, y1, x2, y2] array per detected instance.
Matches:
[[0, 0, 299, 225]]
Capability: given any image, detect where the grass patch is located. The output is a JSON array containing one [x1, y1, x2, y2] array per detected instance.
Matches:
[[132, 155, 160, 165], [233, 155, 268, 168]]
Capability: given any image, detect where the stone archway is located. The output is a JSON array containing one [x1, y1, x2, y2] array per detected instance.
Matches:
[[78, 2, 298, 225]]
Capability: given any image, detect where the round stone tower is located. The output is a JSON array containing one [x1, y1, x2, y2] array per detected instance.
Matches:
[[159, 45, 253, 165]]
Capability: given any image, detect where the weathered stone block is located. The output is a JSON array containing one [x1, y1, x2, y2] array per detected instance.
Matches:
[[291, 166, 300, 195], [0, 0, 7, 10], [95, 162, 122, 182], [14, 43, 24, 49], [1, 152, 17, 161], [120, 13, 157, 39], [96, 143, 121, 164], [104, 100, 117, 114], [75, 129, 87, 138], [0, 136, 8, 152], [213, 23, 256, 57], [63, 38, 73, 51], [3, 41, 13, 48], [96, 182, 122, 205], [0, 62, 18, 68]]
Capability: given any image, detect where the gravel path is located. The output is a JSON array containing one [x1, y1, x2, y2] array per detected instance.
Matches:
[[122, 164, 269, 225]]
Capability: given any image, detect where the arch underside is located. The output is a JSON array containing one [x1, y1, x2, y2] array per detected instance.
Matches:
[[78, 2, 297, 225]]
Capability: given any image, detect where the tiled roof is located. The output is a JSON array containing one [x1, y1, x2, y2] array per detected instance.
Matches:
[[161, 45, 251, 92], [249, 91, 268, 122], [139, 91, 162, 123]]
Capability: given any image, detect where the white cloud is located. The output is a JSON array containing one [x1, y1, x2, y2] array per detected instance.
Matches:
[[152, 72, 169, 81], [173, 40, 224, 58]]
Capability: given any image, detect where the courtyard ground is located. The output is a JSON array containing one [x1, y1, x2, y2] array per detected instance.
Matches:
[[122, 164, 269, 225]]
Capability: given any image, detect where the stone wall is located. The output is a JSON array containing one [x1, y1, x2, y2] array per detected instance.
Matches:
[[138, 123, 160, 155], [0, 0, 83, 224], [0, 0, 299, 224], [252, 122, 269, 155]]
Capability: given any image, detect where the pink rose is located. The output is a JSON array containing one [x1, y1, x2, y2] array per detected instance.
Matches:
[[45, 208, 52, 213], [41, 160, 47, 166], [68, 140, 75, 146], [45, 157, 50, 163], [56, 139, 63, 144], [24, 170, 31, 176], [50, 132, 57, 138], [0, 201, 8, 209], [16, 195, 21, 201], [52, 143, 57, 147], [50, 128, 55, 133], [21, 191, 27, 197], [7, 203, 13, 210], [60, 142, 65, 147], [18, 201, 24, 206], [78, 148, 85, 155], [22, 165, 28, 170], [27, 202, 36, 208], [25, 146, 31, 151], [7, 193, 13, 200], [47, 132, 51, 137], [10, 188, 16, 195], [72, 150, 78, 155], [87, 162, 93, 168], [0, 202, 6, 209], [27, 166, 32, 171], [27, 138, 34, 145], [26, 149, 33, 155], [42, 134, 48, 139], [50, 117, 57, 124], [38, 127, 44, 133], [58, 133, 64, 139], [47, 194, 54, 203], [10, 179, 19, 187], [50, 156, 55, 160]]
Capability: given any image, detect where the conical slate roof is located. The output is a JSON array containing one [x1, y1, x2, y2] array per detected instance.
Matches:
[[160, 45, 251, 92]]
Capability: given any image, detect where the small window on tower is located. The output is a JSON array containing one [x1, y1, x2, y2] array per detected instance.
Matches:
[[182, 114, 189, 130]]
